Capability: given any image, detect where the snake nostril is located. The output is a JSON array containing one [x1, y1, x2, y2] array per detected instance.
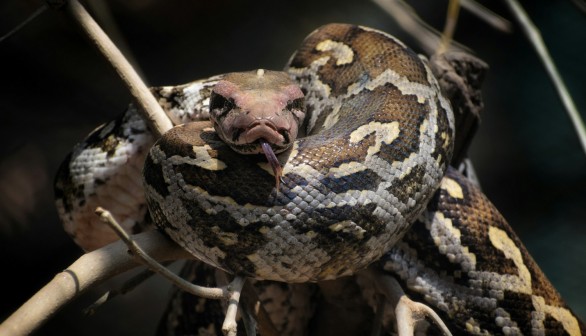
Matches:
[[279, 129, 290, 143], [247, 120, 279, 133]]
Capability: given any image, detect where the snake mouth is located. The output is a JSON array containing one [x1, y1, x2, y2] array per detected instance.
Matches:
[[230, 120, 291, 154], [225, 121, 287, 189], [245, 121, 285, 142]]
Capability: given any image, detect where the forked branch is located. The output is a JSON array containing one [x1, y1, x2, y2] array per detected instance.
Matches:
[[0, 230, 189, 336], [360, 268, 452, 336], [97, 207, 278, 336], [96, 207, 230, 300]]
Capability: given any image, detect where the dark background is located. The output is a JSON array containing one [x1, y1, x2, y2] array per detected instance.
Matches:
[[1, 0, 584, 334]]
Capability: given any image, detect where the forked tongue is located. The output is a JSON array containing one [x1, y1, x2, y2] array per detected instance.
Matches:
[[260, 139, 283, 190]]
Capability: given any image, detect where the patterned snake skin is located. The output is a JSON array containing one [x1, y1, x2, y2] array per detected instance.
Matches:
[[367, 167, 585, 335], [143, 23, 453, 283], [54, 23, 584, 335]]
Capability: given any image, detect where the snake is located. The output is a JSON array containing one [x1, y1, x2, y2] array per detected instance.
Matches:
[[54, 23, 584, 334]]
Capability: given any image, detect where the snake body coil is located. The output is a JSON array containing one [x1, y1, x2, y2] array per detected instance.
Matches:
[[55, 23, 584, 334], [142, 24, 454, 282]]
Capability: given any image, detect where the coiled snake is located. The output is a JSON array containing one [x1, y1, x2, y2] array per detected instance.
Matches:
[[55, 24, 584, 334]]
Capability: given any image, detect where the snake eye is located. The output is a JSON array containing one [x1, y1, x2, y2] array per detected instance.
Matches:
[[210, 92, 235, 118], [286, 98, 305, 111]]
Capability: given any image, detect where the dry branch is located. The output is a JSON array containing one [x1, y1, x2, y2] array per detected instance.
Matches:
[[437, 0, 460, 54], [66, 0, 172, 137], [360, 268, 452, 336], [97, 207, 278, 336], [503, 0, 586, 155], [372, 0, 469, 54], [460, 0, 512, 32], [96, 207, 229, 300], [0, 230, 190, 336], [0, 4, 48, 43]]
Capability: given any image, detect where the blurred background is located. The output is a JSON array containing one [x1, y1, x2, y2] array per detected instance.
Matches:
[[1, 0, 584, 334]]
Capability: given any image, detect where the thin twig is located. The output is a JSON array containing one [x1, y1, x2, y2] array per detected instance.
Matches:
[[239, 301, 258, 336], [460, 0, 512, 32], [66, 0, 172, 137], [438, 0, 461, 54], [96, 207, 272, 336], [0, 4, 48, 43], [216, 271, 254, 336], [0, 230, 189, 336], [395, 295, 451, 336], [569, 0, 586, 14], [84, 261, 174, 315], [217, 271, 279, 336], [86, 0, 149, 83], [242, 282, 280, 336], [360, 268, 452, 336], [372, 0, 469, 54], [222, 277, 246, 336], [503, 0, 586, 155], [95, 207, 228, 300]]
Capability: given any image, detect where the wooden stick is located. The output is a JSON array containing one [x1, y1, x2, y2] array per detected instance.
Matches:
[[66, 0, 172, 137], [0, 231, 189, 336], [504, 0, 586, 155]]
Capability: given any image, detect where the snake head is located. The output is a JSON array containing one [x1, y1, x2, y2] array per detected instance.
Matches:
[[209, 69, 305, 155]]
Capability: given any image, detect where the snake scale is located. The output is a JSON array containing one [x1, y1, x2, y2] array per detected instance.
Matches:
[[55, 23, 584, 335]]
